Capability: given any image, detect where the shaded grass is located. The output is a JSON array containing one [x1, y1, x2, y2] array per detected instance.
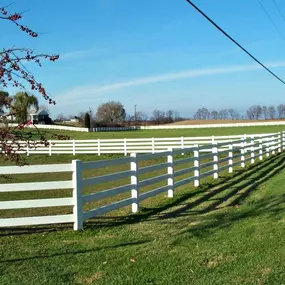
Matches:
[[1, 153, 285, 284]]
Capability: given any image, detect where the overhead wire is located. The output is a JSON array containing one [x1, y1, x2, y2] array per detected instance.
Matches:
[[184, 0, 285, 85], [257, 0, 285, 42], [272, 0, 285, 23]]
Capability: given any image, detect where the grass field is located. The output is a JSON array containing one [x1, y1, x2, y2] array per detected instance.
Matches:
[[1, 151, 285, 284], [22, 125, 285, 140]]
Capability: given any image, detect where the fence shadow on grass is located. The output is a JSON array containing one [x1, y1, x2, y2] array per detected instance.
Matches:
[[2, 153, 285, 237], [86, 153, 285, 230], [0, 239, 151, 263]]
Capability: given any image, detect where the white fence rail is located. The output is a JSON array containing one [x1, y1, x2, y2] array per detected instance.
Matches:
[[8, 123, 89, 132], [0, 163, 74, 228], [0, 131, 283, 230], [8, 132, 282, 156], [7, 121, 285, 133]]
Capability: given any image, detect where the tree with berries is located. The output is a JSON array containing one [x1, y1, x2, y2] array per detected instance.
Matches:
[[0, 4, 59, 164]]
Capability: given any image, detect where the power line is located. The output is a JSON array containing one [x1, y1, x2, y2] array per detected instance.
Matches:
[[272, 0, 285, 23], [257, 0, 285, 42], [184, 0, 285, 85]]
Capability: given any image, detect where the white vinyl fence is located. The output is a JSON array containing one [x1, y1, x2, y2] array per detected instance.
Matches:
[[8, 123, 89, 132], [10, 132, 283, 156], [0, 132, 283, 230]]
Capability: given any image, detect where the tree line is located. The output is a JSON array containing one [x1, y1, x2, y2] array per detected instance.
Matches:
[[57, 101, 183, 127], [56, 101, 285, 128], [194, 108, 241, 120], [193, 104, 285, 120]]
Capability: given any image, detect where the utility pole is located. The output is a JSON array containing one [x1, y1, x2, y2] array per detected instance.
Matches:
[[134, 104, 137, 125]]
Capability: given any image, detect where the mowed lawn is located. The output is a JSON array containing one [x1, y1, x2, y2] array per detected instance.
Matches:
[[1, 151, 285, 284], [20, 125, 285, 140]]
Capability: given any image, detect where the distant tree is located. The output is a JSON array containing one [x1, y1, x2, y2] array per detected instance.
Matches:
[[11, 92, 39, 122], [228, 108, 240, 120], [139, 112, 149, 123], [152, 109, 166, 124], [194, 108, 210, 120], [136, 111, 148, 123], [262, 106, 268, 120], [246, 105, 262, 120], [173, 111, 181, 121], [84, 112, 90, 128], [268, 105, 276, 119], [166, 110, 174, 123], [218, 109, 229, 120], [211, 110, 218, 120], [96, 101, 126, 124], [277, 104, 285, 118]]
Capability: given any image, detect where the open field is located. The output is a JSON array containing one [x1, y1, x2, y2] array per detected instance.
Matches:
[[19, 125, 285, 140], [1, 152, 285, 284], [169, 119, 285, 125]]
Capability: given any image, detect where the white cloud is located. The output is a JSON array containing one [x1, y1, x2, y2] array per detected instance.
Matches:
[[60, 48, 105, 60], [55, 61, 285, 104]]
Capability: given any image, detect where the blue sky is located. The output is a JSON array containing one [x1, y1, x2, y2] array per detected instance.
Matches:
[[3, 0, 285, 118]]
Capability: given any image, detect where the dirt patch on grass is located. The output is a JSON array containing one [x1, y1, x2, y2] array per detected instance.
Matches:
[[257, 267, 272, 285], [203, 254, 235, 269], [76, 272, 103, 284]]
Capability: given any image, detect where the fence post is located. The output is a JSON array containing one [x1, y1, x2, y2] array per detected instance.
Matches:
[[272, 136, 275, 155], [228, 141, 233, 173], [244, 134, 247, 154], [72, 159, 83, 231], [212, 142, 218, 179], [250, 135, 255, 164], [26, 143, 29, 156], [241, 138, 245, 168], [266, 137, 270, 157], [73, 139, 76, 156], [124, 138, 127, 156], [194, 144, 200, 187], [130, 153, 139, 213], [282, 131, 285, 151], [259, 136, 263, 161], [181, 136, 184, 155], [49, 140, 52, 156], [278, 132, 282, 153], [152, 137, 155, 154], [167, 148, 174, 198], [97, 139, 101, 156]]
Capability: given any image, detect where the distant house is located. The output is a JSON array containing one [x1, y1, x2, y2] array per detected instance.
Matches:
[[28, 110, 50, 124]]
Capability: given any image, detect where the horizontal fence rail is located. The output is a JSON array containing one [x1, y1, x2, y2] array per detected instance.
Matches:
[[4, 132, 283, 156], [0, 131, 284, 230], [0, 163, 74, 228], [7, 121, 285, 133]]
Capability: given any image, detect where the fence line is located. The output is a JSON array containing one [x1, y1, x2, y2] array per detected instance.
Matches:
[[140, 121, 285, 129], [0, 131, 283, 230], [8, 132, 281, 156], [7, 121, 285, 133]]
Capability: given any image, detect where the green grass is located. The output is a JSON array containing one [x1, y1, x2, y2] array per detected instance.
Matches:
[[1, 152, 285, 284], [20, 125, 285, 140]]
